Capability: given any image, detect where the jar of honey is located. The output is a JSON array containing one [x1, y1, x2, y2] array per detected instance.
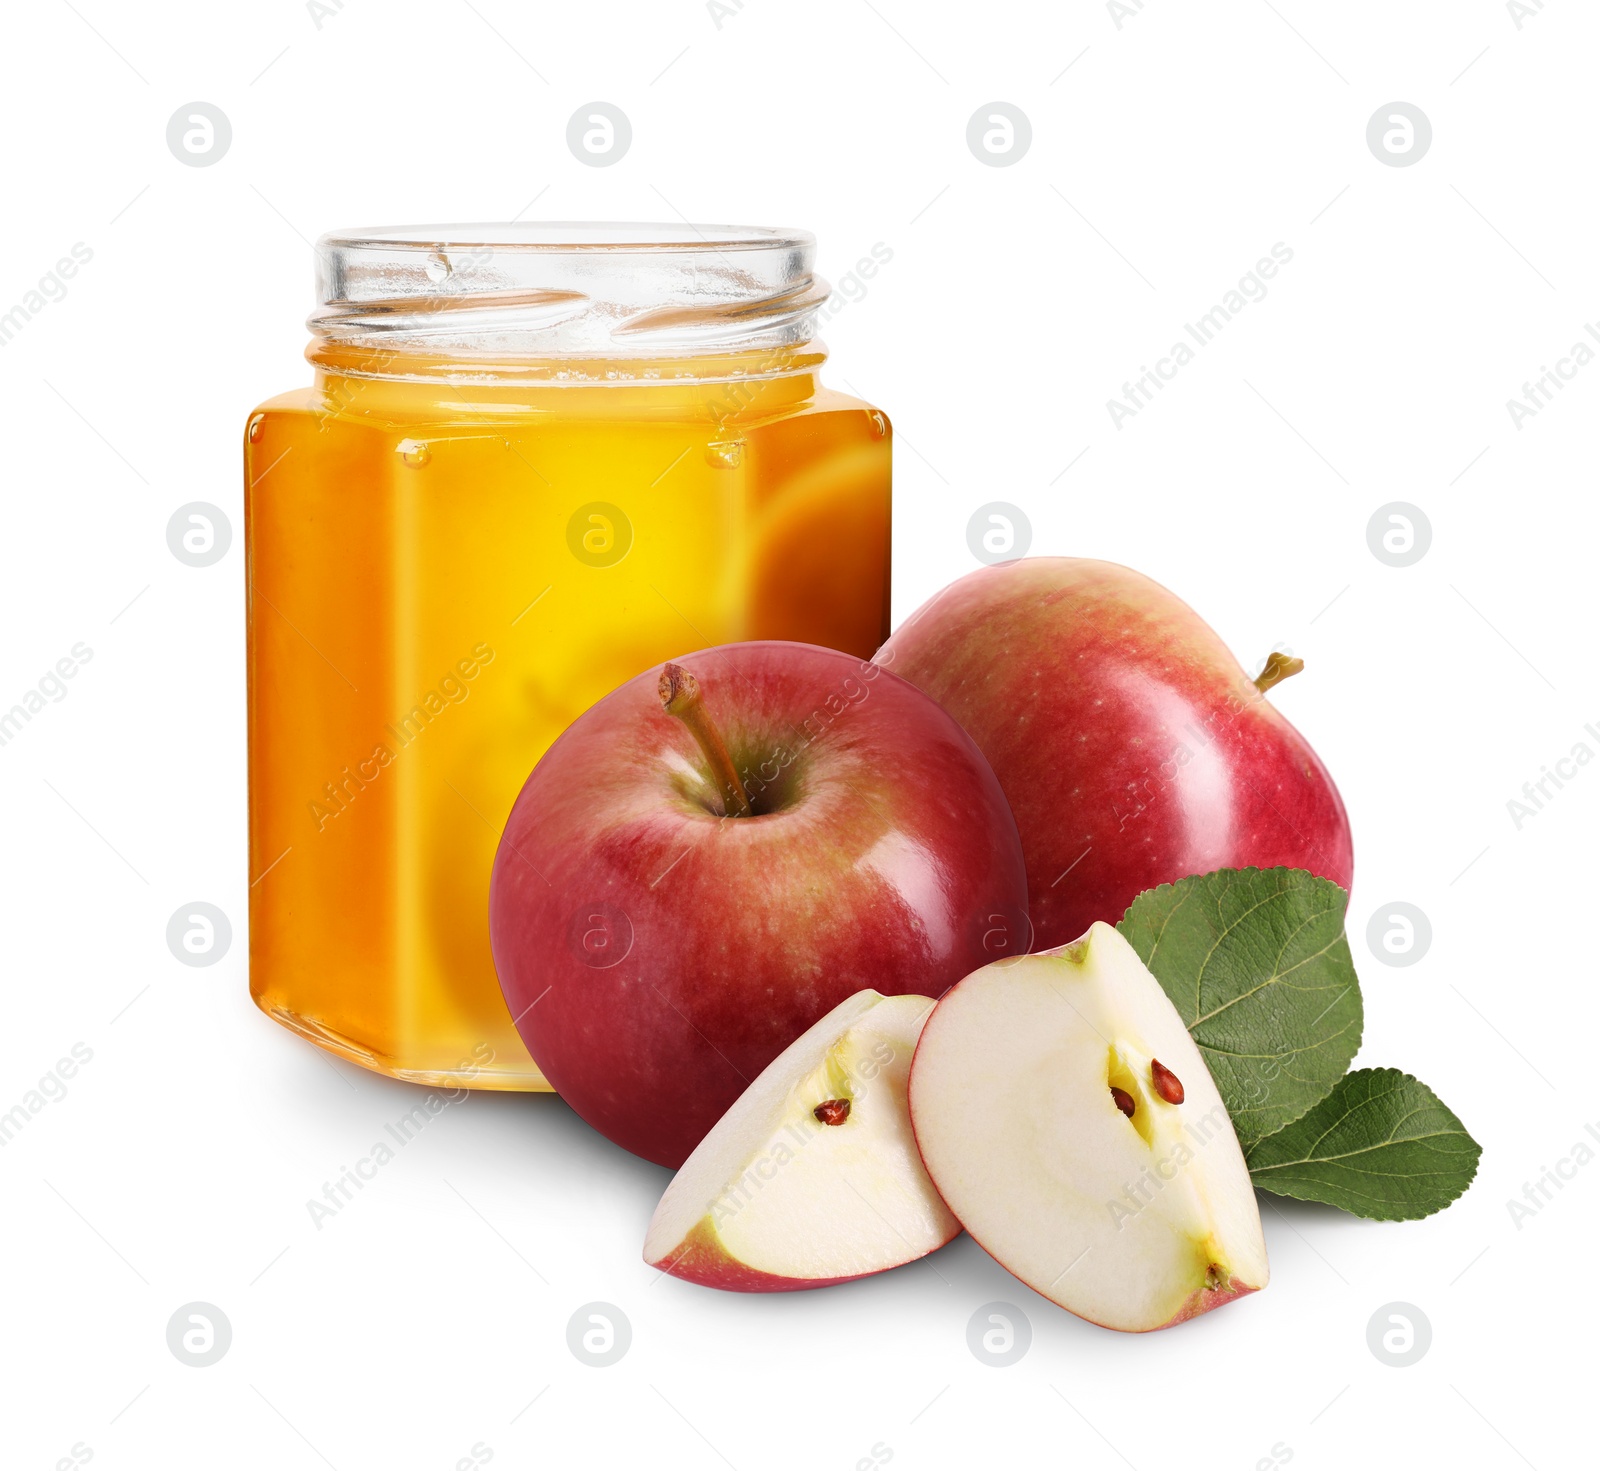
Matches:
[[244, 224, 892, 1089]]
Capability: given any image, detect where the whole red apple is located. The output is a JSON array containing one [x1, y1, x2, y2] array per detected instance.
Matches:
[[875, 558, 1352, 949], [489, 641, 1030, 1168]]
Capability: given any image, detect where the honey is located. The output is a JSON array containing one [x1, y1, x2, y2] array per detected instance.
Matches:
[[245, 225, 892, 1088]]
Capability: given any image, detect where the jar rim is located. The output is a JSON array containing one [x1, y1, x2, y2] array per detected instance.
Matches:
[[318, 221, 815, 253], [310, 221, 828, 365]]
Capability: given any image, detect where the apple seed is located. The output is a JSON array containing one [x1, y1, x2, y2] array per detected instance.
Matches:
[[1150, 1059, 1185, 1105], [1109, 1086, 1136, 1119], [813, 1098, 852, 1126]]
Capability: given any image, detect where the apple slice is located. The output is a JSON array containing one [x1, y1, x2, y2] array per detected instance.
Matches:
[[645, 991, 959, 1290], [909, 923, 1268, 1331]]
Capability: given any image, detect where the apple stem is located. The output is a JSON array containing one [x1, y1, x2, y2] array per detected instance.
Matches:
[[1253, 651, 1305, 695], [659, 662, 754, 818]]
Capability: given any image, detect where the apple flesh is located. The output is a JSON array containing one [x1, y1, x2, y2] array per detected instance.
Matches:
[[489, 641, 1030, 1169], [645, 990, 959, 1290], [875, 558, 1352, 949], [908, 922, 1268, 1332]]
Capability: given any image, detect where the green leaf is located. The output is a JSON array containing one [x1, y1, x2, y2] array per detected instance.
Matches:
[[1245, 1069, 1482, 1220], [1117, 867, 1362, 1148]]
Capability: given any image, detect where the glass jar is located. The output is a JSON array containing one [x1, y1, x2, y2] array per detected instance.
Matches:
[[245, 223, 892, 1090]]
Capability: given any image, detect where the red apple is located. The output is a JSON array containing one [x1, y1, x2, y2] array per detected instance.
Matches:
[[875, 559, 1352, 949], [489, 641, 1030, 1169]]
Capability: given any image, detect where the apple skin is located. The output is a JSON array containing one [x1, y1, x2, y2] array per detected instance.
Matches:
[[875, 558, 1352, 949], [489, 641, 1030, 1169], [654, 1218, 870, 1293], [1159, 1275, 1259, 1330]]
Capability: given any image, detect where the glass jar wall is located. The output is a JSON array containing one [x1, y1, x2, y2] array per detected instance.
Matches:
[[245, 224, 892, 1088]]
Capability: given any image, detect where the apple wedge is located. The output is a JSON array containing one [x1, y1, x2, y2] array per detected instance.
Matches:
[[909, 923, 1268, 1331], [645, 991, 959, 1290]]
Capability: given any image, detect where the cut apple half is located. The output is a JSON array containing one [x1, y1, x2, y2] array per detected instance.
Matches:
[[645, 991, 959, 1290], [909, 923, 1268, 1332]]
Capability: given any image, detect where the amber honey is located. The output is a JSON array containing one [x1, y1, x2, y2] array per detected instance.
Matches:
[[245, 224, 891, 1088]]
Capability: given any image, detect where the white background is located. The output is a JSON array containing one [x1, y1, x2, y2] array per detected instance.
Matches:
[[1, 1, 1593, 1466]]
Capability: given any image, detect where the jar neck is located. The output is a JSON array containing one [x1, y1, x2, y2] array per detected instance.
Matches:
[[309, 224, 829, 389], [307, 341, 827, 423]]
